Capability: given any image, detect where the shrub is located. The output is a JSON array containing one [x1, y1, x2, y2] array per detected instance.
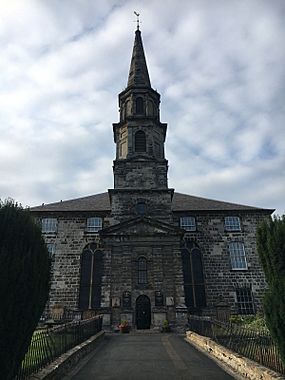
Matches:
[[0, 200, 50, 379]]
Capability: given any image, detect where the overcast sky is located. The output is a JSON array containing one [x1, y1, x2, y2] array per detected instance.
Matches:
[[1, 0, 284, 215]]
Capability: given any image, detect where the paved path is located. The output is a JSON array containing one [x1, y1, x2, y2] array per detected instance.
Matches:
[[67, 333, 234, 380]]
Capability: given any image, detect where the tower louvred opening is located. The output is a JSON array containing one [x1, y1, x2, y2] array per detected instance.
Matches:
[[135, 130, 146, 152]]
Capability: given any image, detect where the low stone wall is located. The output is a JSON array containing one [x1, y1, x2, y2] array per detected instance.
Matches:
[[185, 331, 285, 380], [29, 330, 105, 380]]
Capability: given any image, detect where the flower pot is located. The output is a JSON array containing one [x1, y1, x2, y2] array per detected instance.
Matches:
[[161, 326, 171, 333], [120, 326, 130, 333]]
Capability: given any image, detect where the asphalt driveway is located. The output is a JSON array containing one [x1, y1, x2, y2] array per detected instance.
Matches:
[[66, 333, 235, 380]]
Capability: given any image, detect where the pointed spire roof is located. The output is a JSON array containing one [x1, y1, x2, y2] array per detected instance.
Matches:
[[127, 28, 151, 88]]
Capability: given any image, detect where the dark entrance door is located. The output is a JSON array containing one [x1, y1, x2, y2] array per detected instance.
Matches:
[[136, 295, 151, 329]]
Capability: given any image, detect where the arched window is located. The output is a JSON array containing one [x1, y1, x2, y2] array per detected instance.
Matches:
[[138, 257, 147, 284], [181, 242, 206, 311], [135, 131, 146, 152], [79, 243, 103, 310], [135, 97, 144, 114]]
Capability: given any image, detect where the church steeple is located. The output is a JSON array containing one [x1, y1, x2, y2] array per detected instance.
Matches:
[[127, 29, 151, 88], [109, 24, 174, 222], [112, 26, 169, 192]]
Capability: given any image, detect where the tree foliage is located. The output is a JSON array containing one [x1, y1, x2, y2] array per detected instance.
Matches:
[[0, 200, 50, 380], [257, 215, 285, 364]]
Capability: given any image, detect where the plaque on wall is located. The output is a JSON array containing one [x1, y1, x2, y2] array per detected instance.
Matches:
[[166, 296, 174, 306], [155, 291, 164, 306], [111, 297, 121, 308], [122, 291, 131, 308]]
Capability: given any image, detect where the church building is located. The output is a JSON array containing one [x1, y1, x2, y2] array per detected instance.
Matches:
[[31, 26, 273, 330]]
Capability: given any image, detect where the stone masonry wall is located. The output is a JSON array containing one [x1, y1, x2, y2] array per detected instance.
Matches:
[[37, 209, 268, 321], [109, 189, 174, 223], [173, 211, 269, 314], [113, 159, 168, 189], [102, 234, 186, 328]]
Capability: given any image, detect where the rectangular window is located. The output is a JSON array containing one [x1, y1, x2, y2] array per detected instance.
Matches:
[[229, 242, 247, 270], [180, 216, 196, 231], [42, 218, 57, 233], [236, 287, 254, 314], [46, 243, 56, 258], [86, 217, 102, 233], [225, 216, 241, 231], [138, 258, 147, 284]]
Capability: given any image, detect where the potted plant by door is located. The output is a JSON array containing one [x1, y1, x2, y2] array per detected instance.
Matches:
[[161, 320, 171, 333], [119, 320, 130, 333]]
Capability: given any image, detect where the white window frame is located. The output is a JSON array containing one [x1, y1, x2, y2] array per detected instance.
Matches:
[[225, 216, 241, 231], [42, 218, 57, 233], [86, 217, 102, 233], [180, 216, 196, 231], [228, 242, 247, 270]]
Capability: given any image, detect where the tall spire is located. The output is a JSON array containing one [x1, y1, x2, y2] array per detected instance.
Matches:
[[127, 28, 151, 88]]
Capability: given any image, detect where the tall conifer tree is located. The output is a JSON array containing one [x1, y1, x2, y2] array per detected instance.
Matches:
[[0, 200, 50, 379], [257, 215, 285, 364]]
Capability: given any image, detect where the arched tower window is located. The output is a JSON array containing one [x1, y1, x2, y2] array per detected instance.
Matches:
[[138, 257, 147, 284], [181, 242, 206, 311], [79, 243, 103, 310], [135, 130, 146, 152], [135, 97, 144, 114]]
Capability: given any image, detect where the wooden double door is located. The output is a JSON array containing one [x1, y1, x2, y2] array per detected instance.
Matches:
[[136, 295, 151, 329]]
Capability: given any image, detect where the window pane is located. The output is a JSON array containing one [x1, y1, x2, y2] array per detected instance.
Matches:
[[91, 250, 103, 308], [225, 216, 241, 231], [86, 217, 102, 232], [46, 243, 55, 258], [137, 202, 146, 215], [236, 287, 254, 314], [184, 284, 194, 309], [138, 257, 147, 284], [79, 247, 103, 310], [181, 247, 206, 310], [191, 248, 204, 283], [42, 218, 57, 233], [194, 285, 207, 308], [180, 216, 196, 231], [79, 250, 92, 310], [229, 242, 247, 269]]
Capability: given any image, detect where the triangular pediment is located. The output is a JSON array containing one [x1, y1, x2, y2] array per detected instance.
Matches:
[[100, 217, 183, 237]]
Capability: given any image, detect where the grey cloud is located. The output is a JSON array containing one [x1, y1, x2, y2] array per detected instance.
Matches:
[[0, 0, 284, 216]]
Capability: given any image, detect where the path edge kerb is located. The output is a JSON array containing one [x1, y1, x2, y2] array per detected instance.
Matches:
[[28, 330, 105, 380], [185, 331, 285, 380]]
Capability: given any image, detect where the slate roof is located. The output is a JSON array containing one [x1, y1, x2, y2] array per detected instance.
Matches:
[[30, 192, 273, 213]]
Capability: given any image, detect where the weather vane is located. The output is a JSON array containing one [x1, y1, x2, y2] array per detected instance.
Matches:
[[134, 11, 141, 30]]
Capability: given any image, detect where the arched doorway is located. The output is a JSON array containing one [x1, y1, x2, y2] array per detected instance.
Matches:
[[136, 295, 151, 329]]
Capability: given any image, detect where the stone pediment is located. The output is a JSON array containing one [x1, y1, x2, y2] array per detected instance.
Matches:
[[100, 217, 183, 237]]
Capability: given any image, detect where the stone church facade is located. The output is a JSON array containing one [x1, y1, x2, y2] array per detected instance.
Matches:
[[31, 28, 273, 330]]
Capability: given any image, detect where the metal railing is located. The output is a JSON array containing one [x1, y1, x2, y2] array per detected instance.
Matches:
[[188, 316, 285, 375], [15, 315, 103, 380]]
